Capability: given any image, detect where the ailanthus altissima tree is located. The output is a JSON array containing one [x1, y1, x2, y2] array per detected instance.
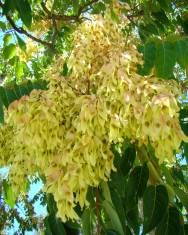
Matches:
[[0, 0, 188, 234]]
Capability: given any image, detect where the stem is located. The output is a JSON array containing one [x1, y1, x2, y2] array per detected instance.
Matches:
[[96, 187, 100, 235]]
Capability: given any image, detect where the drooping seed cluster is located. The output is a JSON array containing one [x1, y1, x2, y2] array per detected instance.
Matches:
[[0, 11, 187, 221]]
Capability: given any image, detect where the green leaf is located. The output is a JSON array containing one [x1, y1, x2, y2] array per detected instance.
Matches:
[[106, 229, 121, 235], [16, 33, 26, 51], [161, 166, 174, 186], [101, 181, 113, 204], [143, 185, 169, 234], [102, 200, 124, 235], [65, 220, 80, 230], [125, 226, 133, 235], [72, 0, 79, 15], [0, 21, 6, 31], [126, 206, 139, 235], [180, 108, 188, 136], [176, 38, 188, 70], [152, 10, 170, 25], [2, 180, 16, 209], [110, 189, 126, 232], [172, 166, 188, 187], [3, 0, 16, 14], [44, 195, 67, 235], [126, 164, 149, 212], [157, 0, 171, 10], [62, 62, 69, 77], [155, 41, 176, 79], [174, 187, 188, 211], [3, 44, 16, 60], [15, 0, 32, 28], [3, 33, 12, 46], [81, 209, 93, 235], [91, 2, 106, 14], [44, 216, 67, 235], [183, 142, 188, 164], [124, 165, 149, 234], [121, 144, 136, 176], [15, 61, 24, 78], [156, 207, 184, 235], [138, 41, 156, 75], [3, 87, 18, 105], [0, 100, 4, 123], [110, 171, 126, 198], [184, 224, 188, 234], [139, 38, 185, 79], [0, 86, 9, 108]]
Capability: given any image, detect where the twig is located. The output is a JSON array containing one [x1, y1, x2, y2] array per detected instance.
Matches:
[[41, 1, 78, 22], [42, 0, 100, 21], [127, 10, 144, 25], [78, 0, 100, 16], [0, 1, 53, 48]]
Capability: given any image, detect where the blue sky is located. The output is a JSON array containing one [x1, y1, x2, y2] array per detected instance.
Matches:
[[0, 167, 47, 234]]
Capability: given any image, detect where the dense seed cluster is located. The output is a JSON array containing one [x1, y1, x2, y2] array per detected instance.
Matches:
[[0, 12, 187, 221]]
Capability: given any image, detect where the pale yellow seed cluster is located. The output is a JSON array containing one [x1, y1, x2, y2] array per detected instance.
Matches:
[[17, 38, 38, 62], [0, 12, 187, 221], [31, 20, 52, 38]]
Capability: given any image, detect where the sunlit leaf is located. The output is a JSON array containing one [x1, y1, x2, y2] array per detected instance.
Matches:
[[3, 44, 16, 60], [16, 33, 26, 51], [102, 200, 124, 235], [3, 33, 12, 46], [2, 180, 16, 209], [0, 21, 6, 31]]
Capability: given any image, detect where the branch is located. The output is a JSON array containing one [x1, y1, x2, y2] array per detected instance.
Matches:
[[78, 0, 100, 16], [0, 0, 100, 47], [41, 1, 78, 22], [42, 0, 100, 22], [127, 10, 144, 19], [41, 1, 59, 45], [0, 1, 53, 48], [127, 10, 144, 24]]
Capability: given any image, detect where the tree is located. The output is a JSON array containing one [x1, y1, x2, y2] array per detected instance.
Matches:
[[0, 0, 188, 234]]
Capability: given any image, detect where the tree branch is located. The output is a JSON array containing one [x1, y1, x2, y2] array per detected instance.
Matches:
[[0, 0, 100, 48], [78, 0, 100, 16], [41, 0, 100, 21], [0, 1, 53, 48], [41, 1, 59, 45], [7, 16, 53, 47], [41, 1, 78, 21]]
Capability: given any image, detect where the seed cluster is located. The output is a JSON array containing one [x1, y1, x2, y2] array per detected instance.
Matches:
[[0, 13, 187, 221]]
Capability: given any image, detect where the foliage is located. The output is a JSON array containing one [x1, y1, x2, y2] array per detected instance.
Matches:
[[0, 176, 44, 234], [0, 0, 188, 235]]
